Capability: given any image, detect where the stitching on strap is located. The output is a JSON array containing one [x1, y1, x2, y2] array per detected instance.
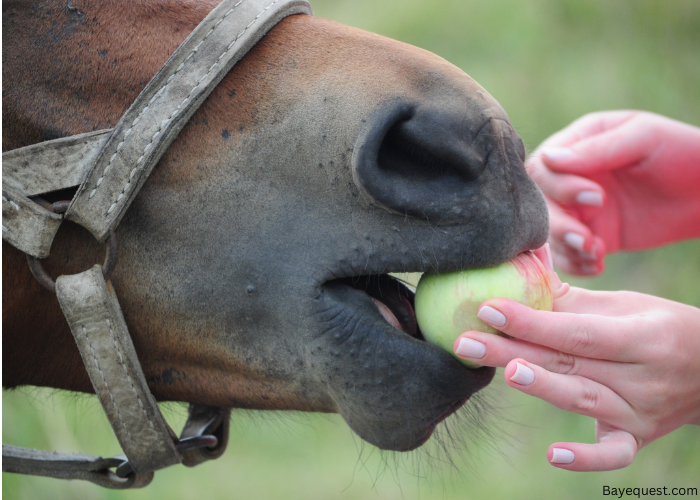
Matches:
[[82, 324, 136, 449], [95, 0, 282, 217], [105, 319, 160, 440], [87, 0, 244, 204]]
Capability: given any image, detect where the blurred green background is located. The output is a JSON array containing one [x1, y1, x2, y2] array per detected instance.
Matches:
[[4, 0, 699, 498]]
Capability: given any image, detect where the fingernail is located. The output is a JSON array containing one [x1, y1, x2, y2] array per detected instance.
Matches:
[[542, 147, 575, 162], [510, 362, 535, 385], [455, 338, 486, 359], [550, 448, 575, 464], [477, 306, 506, 328], [578, 244, 597, 260], [576, 191, 603, 206], [564, 232, 585, 252], [580, 264, 598, 274], [544, 243, 554, 271]]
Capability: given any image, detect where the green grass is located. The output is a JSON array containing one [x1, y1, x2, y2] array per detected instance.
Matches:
[[4, 1, 699, 498]]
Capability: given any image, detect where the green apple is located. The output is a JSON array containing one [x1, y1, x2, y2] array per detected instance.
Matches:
[[414, 251, 552, 368]]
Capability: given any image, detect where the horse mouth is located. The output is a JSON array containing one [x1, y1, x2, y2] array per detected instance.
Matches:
[[316, 271, 494, 452], [329, 274, 424, 341]]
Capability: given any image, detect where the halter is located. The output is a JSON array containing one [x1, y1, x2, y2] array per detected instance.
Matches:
[[2, 0, 312, 488]]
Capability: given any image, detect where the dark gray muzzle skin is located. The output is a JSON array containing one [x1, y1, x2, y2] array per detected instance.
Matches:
[[116, 21, 549, 453]]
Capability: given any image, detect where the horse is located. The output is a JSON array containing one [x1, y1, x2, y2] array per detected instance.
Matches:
[[2, 0, 548, 460]]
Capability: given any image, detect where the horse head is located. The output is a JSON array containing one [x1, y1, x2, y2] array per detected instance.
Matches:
[[2, 0, 548, 453]]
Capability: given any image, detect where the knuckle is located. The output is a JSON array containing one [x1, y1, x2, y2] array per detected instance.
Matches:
[[563, 325, 595, 356], [551, 351, 579, 375], [637, 418, 660, 441], [570, 385, 601, 413]]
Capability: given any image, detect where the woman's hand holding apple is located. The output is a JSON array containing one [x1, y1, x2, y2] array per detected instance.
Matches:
[[423, 109, 700, 471], [526, 111, 700, 276], [453, 270, 700, 472]]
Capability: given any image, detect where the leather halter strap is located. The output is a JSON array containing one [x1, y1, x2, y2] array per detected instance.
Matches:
[[67, 0, 312, 242], [2, 0, 311, 489]]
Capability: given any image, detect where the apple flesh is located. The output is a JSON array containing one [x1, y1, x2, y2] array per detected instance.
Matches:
[[414, 251, 553, 368]]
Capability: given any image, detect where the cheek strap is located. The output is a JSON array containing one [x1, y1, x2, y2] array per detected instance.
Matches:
[[2, 0, 311, 489]]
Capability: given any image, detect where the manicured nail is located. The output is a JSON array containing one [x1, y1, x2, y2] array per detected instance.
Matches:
[[550, 448, 575, 464], [545, 243, 554, 271], [580, 264, 598, 275], [477, 306, 506, 328], [510, 362, 535, 385], [576, 191, 603, 206], [564, 232, 585, 252], [455, 338, 486, 359], [542, 147, 575, 162]]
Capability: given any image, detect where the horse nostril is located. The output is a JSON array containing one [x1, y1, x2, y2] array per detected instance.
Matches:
[[353, 101, 512, 223], [377, 116, 487, 184]]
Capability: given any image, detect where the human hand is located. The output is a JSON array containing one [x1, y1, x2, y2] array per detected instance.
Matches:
[[452, 268, 700, 471], [526, 111, 700, 275]]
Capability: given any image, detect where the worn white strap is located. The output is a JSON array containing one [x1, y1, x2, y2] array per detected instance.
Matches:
[[1, 445, 153, 489], [66, 0, 312, 241], [2, 185, 62, 258], [55, 266, 182, 474], [2, 130, 111, 197], [1, 130, 111, 257]]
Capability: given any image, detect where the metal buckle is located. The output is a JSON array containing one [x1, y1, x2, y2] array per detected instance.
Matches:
[[114, 435, 219, 479], [26, 200, 118, 293]]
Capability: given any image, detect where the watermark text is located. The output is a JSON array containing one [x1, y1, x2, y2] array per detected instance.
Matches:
[[603, 486, 698, 498]]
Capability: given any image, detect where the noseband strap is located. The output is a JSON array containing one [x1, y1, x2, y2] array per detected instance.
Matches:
[[2, 0, 312, 489]]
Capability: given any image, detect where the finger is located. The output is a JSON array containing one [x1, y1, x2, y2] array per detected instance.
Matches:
[[476, 300, 633, 361], [453, 331, 560, 368], [549, 236, 605, 277], [531, 244, 570, 298], [547, 201, 606, 273], [553, 287, 660, 318], [550, 242, 594, 276], [535, 111, 640, 150], [546, 200, 598, 254], [526, 154, 605, 208], [454, 331, 612, 377], [504, 359, 636, 427], [548, 430, 637, 471], [539, 116, 655, 176]]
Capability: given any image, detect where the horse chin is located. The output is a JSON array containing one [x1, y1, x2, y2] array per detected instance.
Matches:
[[314, 274, 495, 452]]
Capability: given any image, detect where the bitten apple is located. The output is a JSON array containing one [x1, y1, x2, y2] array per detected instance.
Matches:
[[414, 251, 552, 368]]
